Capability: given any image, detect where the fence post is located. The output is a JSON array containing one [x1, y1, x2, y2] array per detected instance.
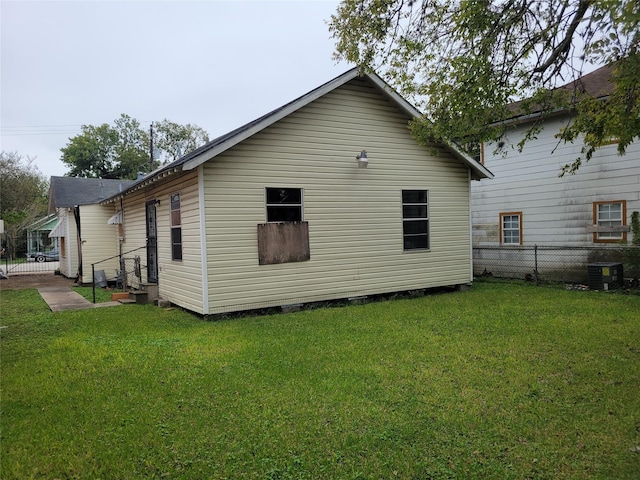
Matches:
[[534, 244, 539, 285], [92, 263, 96, 304]]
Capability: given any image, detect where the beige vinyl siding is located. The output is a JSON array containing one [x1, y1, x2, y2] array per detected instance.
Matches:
[[202, 78, 472, 313], [77, 204, 120, 284], [120, 189, 148, 257], [120, 170, 203, 312], [57, 208, 78, 279]]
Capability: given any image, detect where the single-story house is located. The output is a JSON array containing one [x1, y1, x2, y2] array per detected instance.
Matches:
[[26, 213, 59, 255], [102, 68, 493, 315], [48, 176, 135, 283]]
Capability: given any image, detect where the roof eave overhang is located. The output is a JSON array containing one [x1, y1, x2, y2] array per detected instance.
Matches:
[[497, 94, 610, 128], [100, 166, 184, 205], [367, 73, 493, 180], [182, 70, 365, 171], [102, 68, 492, 195]]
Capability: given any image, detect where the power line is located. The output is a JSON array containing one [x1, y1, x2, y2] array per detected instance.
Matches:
[[1, 131, 80, 136], [1, 124, 85, 128], [1, 120, 157, 137], [0, 124, 82, 137]]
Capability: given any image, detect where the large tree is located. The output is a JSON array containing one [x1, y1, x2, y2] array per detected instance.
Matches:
[[60, 114, 148, 179], [153, 119, 209, 164], [329, 0, 640, 174], [60, 114, 209, 179], [0, 152, 49, 258]]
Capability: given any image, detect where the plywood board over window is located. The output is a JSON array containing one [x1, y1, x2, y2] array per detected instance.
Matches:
[[257, 222, 310, 265]]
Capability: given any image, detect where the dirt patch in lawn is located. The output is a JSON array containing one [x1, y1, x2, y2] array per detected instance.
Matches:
[[0, 273, 77, 291]]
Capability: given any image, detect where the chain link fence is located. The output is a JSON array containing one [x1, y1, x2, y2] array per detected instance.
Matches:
[[118, 255, 144, 290], [473, 245, 640, 286]]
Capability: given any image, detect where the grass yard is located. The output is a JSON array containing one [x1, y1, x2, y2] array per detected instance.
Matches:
[[1, 281, 639, 479], [72, 285, 118, 303]]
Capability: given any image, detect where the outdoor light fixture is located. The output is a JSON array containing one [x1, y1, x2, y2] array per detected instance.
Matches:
[[356, 150, 368, 168]]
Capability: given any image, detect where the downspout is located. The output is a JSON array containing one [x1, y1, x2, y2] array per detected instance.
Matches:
[[74, 205, 82, 282]]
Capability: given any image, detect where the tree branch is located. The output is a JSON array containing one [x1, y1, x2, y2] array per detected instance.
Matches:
[[533, 0, 592, 75]]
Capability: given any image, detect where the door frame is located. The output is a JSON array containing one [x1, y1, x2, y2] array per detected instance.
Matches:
[[145, 200, 159, 284]]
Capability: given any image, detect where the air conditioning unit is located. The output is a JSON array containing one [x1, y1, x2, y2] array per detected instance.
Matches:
[[587, 262, 623, 290]]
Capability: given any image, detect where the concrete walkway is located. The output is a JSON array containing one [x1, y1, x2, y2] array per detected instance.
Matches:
[[38, 286, 122, 312]]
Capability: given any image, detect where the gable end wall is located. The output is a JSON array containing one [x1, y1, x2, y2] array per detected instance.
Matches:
[[201, 78, 474, 314]]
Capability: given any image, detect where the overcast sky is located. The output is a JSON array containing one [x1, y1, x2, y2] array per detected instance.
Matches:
[[1, 0, 349, 179]]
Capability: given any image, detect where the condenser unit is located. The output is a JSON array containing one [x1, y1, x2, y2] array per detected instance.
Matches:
[[587, 262, 623, 290]]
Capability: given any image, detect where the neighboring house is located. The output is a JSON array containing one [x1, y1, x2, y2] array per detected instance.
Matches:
[[26, 214, 59, 254], [471, 64, 640, 280], [48, 176, 135, 283], [101, 68, 493, 315]]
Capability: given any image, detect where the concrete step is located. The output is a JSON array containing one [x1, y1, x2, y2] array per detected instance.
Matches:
[[129, 290, 149, 305]]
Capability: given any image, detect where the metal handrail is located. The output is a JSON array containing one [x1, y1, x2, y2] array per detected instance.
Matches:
[[91, 245, 147, 303]]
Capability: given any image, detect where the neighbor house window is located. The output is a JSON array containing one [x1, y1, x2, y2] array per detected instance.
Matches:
[[170, 193, 182, 260], [266, 188, 303, 222], [500, 212, 522, 245], [460, 140, 484, 164], [402, 190, 429, 250], [594, 201, 626, 243], [597, 136, 620, 146]]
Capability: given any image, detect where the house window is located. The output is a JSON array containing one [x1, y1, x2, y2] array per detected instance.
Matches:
[[402, 190, 429, 250], [597, 136, 620, 146], [461, 140, 484, 164], [266, 188, 303, 222], [170, 193, 182, 261], [594, 201, 626, 242], [500, 212, 522, 245]]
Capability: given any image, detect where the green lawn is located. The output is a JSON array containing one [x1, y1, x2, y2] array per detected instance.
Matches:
[[72, 285, 118, 303], [1, 281, 639, 479]]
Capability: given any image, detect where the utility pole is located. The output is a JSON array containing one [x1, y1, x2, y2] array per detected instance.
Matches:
[[149, 123, 154, 173]]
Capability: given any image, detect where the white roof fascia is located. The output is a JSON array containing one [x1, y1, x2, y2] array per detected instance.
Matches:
[[359, 73, 494, 180], [182, 70, 362, 171], [365, 73, 423, 118], [180, 68, 492, 180], [446, 142, 494, 179]]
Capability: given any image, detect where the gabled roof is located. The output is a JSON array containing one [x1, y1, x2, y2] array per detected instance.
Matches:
[[27, 213, 58, 231], [106, 68, 492, 200], [504, 63, 614, 124], [48, 176, 136, 212], [565, 63, 614, 99]]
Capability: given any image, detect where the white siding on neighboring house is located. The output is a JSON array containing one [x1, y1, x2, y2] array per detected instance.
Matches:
[[472, 115, 640, 247], [201, 78, 474, 314]]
